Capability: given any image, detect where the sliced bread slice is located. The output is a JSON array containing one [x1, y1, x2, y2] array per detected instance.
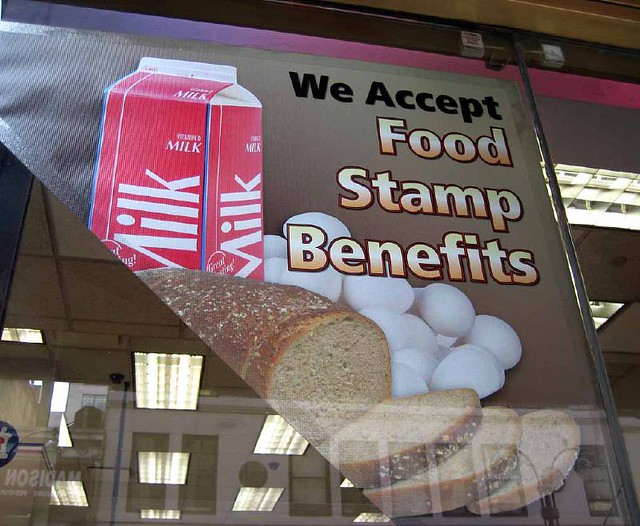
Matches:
[[364, 406, 521, 517], [467, 409, 580, 515], [319, 389, 481, 488]]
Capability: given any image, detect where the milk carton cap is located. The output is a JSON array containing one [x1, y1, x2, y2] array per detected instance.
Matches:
[[138, 57, 237, 83]]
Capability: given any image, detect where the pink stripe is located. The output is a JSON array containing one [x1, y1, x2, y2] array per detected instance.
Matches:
[[195, 23, 521, 81], [19, 3, 640, 110], [191, 22, 640, 109], [528, 68, 640, 109]]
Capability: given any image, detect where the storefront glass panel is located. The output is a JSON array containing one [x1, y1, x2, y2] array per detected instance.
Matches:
[[519, 32, 640, 515], [0, 2, 638, 525]]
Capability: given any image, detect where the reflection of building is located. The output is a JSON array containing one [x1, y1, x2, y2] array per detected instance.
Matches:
[[0, 344, 629, 524], [96, 400, 624, 525], [1, 375, 633, 525], [1, 385, 381, 525], [97, 393, 350, 524]]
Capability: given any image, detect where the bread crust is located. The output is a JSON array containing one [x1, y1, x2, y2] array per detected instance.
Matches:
[[140, 269, 343, 388], [366, 454, 519, 517], [336, 397, 482, 488], [137, 268, 390, 399], [467, 409, 580, 515], [364, 407, 521, 517]]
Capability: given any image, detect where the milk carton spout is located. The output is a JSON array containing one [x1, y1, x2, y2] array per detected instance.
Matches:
[[138, 57, 238, 83]]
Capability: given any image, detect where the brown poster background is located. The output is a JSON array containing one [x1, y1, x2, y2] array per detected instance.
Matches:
[[0, 25, 597, 409]]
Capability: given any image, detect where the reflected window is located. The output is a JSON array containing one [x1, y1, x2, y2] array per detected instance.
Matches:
[[127, 433, 169, 513], [81, 394, 107, 412], [576, 446, 619, 518], [289, 448, 331, 516], [179, 435, 218, 515]]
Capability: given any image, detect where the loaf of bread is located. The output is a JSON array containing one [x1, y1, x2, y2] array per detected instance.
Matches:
[[364, 406, 521, 517], [138, 268, 392, 440], [319, 390, 481, 488], [467, 409, 580, 515]]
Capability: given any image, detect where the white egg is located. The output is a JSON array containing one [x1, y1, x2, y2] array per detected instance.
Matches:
[[360, 308, 412, 352], [283, 212, 350, 244], [417, 283, 475, 337], [393, 348, 440, 384], [430, 344, 504, 399], [264, 235, 288, 259], [264, 257, 288, 284], [401, 314, 439, 355], [436, 333, 458, 348], [464, 315, 522, 370], [281, 266, 342, 302], [391, 362, 429, 398], [344, 274, 414, 313]]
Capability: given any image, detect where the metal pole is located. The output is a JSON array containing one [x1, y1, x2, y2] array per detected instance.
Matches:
[[513, 34, 640, 525], [110, 381, 130, 526]]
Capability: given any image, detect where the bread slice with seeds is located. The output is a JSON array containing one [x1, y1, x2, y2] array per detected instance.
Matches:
[[364, 406, 521, 517], [467, 409, 580, 515], [319, 389, 482, 489]]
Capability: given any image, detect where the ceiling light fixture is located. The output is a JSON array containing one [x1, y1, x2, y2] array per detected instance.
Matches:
[[2, 328, 44, 344], [340, 478, 355, 488], [353, 512, 391, 522], [138, 452, 190, 485], [58, 414, 73, 448], [554, 164, 640, 231], [589, 301, 625, 329], [232, 487, 284, 511], [50, 481, 89, 507], [253, 414, 308, 455], [50, 382, 70, 413], [134, 353, 203, 410], [140, 509, 181, 519]]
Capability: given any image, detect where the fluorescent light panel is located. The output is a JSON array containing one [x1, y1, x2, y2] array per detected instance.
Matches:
[[593, 317, 609, 328], [253, 414, 309, 455], [354, 512, 391, 522], [58, 414, 73, 448], [232, 487, 284, 511], [50, 481, 89, 507], [134, 352, 203, 410], [50, 382, 70, 413], [589, 301, 624, 329], [140, 509, 181, 519], [555, 164, 640, 230], [138, 452, 190, 484], [2, 328, 44, 343]]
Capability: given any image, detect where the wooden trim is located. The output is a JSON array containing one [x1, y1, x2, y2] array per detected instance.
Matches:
[[326, 0, 640, 49], [37, 0, 640, 53]]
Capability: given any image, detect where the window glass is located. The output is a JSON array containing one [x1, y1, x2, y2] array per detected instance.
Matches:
[[522, 32, 640, 511], [0, 4, 638, 525]]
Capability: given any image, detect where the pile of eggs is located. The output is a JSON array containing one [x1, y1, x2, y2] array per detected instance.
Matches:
[[264, 212, 522, 400]]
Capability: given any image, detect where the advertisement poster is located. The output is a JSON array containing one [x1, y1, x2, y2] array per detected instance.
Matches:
[[0, 26, 598, 517]]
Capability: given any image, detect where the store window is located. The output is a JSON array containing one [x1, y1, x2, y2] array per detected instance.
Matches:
[[1, 2, 639, 525], [519, 33, 640, 511]]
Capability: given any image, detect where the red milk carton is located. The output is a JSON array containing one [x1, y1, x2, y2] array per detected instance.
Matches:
[[89, 57, 263, 279]]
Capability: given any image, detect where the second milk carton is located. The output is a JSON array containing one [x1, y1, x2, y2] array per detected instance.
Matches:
[[90, 57, 263, 279]]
